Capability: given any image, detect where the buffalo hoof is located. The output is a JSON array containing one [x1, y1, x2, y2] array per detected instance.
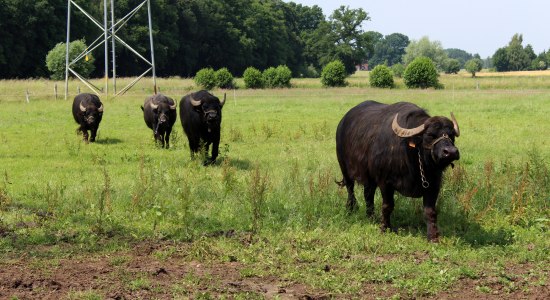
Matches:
[[380, 225, 397, 234]]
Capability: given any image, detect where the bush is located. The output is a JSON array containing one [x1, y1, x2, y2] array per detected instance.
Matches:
[[391, 63, 405, 78], [262, 67, 277, 88], [215, 68, 234, 89], [243, 67, 264, 89], [194, 68, 216, 90], [403, 56, 440, 89], [46, 40, 95, 80], [321, 60, 347, 87], [369, 65, 394, 88], [274, 65, 292, 88]]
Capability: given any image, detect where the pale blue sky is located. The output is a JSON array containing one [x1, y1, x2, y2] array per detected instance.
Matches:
[[287, 0, 548, 58]]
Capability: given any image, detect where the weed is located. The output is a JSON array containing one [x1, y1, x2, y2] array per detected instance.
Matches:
[[248, 165, 269, 235]]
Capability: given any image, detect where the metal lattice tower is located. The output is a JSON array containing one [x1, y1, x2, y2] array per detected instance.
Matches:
[[64, 0, 156, 99]]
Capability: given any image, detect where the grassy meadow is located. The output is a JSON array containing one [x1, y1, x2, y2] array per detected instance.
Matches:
[[0, 72, 549, 298]]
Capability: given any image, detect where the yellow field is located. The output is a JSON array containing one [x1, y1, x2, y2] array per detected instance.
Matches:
[[467, 69, 550, 77]]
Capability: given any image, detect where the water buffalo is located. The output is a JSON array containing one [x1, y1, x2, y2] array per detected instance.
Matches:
[[336, 101, 460, 242], [141, 93, 177, 148], [179, 90, 225, 164], [72, 93, 103, 143]]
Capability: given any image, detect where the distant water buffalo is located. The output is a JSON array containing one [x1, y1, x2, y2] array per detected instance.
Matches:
[[141, 93, 177, 148], [72, 93, 103, 143], [179, 90, 225, 164], [336, 101, 460, 242]]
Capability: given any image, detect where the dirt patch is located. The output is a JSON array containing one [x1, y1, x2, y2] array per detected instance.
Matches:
[[1, 242, 547, 299]]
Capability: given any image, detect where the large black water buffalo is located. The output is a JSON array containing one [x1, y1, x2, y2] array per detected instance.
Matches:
[[141, 93, 177, 148], [336, 101, 460, 242], [179, 90, 225, 164], [72, 93, 103, 143]]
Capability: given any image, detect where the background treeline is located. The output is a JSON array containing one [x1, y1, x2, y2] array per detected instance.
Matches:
[[1, 0, 549, 80]]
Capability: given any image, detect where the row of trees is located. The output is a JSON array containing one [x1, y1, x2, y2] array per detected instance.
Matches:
[[1, 0, 548, 79]]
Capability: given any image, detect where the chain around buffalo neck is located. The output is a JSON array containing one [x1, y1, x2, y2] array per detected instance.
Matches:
[[418, 150, 429, 188]]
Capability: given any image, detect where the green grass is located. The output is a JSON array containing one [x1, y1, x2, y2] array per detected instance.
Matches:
[[0, 74, 549, 297]]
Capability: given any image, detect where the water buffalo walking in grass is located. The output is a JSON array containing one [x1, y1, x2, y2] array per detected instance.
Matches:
[[72, 93, 103, 143], [141, 93, 177, 148], [336, 101, 460, 242], [180, 90, 225, 165]]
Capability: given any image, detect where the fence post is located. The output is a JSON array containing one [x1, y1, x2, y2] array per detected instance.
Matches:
[[26, 89, 30, 103], [54, 84, 58, 100]]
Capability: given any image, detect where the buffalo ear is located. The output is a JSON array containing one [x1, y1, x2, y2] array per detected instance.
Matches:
[[140, 105, 144, 111], [219, 93, 226, 108]]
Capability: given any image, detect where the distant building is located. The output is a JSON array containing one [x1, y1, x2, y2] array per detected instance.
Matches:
[[356, 62, 369, 71]]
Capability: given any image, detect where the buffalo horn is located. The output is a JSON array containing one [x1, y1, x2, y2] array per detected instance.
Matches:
[[98, 104, 104, 113], [169, 102, 177, 110], [220, 93, 226, 106], [450, 112, 460, 137], [150, 102, 159, 110], [190, 96, 201, 107], [392, 113, 425, 137], [79, 102, 86, 112]]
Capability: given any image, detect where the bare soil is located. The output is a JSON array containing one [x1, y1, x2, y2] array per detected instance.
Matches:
[[1, 241, 548, 299]]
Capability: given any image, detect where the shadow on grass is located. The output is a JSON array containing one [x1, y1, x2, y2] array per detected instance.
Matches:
[[94, 138, 123, 145]]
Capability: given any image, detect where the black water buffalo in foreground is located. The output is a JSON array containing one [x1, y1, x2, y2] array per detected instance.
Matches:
[[72, 93, 103, 143], [141, 93, 177, 148], [180, 90, 225, 164], [336, 101, 460, 242]]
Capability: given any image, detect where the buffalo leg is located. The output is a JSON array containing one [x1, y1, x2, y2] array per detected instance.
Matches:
[[380, 186, 395, 232], [188, 137, 200, 158], [423, 197, 439, 242], [211, 140, 220, 162], [164, 128, 172, 149], [90, 128, 97, 142], [343, 179, 357, 212], [363, 182, 376, 217], [82, 128, 89, 143]]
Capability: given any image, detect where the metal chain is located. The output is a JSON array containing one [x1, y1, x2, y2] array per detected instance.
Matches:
[[418, 150, 429, 188]]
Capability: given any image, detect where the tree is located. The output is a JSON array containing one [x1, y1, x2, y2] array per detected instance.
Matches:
[[46, 40, 95, 80], [369, 33, 409, 67], [321, 60, 346, 87], [464, 58, 483, 77], [445, 48, 473, 68], [403, 56, 439, 89], [492, 47, 509, 72], [403, 36, 448, 70], [443, 58, 461, 74], [506, 34, 530, 71]]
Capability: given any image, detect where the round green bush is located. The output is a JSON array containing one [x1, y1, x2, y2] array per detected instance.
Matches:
[[321, 60, 346, 87], [262, 67, 278, 88], [215, 68, 234, 89], [46, 40, 95, 80], [403, 57, 440, 89], [391, 63, 405, 78], [274, 65, 292, 88], [194, 67, 216, 90], [369, 65, 394, 88], [243, 67, 264, 89]]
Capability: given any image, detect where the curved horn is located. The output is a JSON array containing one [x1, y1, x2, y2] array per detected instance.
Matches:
[[150, 102, 159, 110], [79, 102, 86, 112], [392, 113, 426, 137], [190, 96, 201, 107], [219, 93, 226, 107], [97, 104, 103, 113], [169, 102, 177, 110], [450, 112, 460, 137]]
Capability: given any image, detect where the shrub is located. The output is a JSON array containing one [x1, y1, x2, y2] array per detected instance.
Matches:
[[391, 63, 405, 78], [46, 40, 95, 80], [403, 56, 440, 89], [243, 67, 264, 89], [194, 67, 216, 90], [274, 65, 292, 88], [262, 67, 277, 88], [321, 60, 347, 87], [369, 65, 394, 88], [215, 68, 234, 89]]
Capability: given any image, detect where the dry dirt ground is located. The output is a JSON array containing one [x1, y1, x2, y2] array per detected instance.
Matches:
[[1, 241, 548, 299]]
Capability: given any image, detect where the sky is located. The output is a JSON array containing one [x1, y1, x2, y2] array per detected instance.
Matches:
[[287, 0, 549, 58]]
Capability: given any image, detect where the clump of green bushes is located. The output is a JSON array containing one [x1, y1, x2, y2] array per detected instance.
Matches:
[[243, 65, 293, 89], [403, 56, 441, 89], [369, 65, 394, 88], [195, 67, 235, 89], [321, 60, 347, 87]]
